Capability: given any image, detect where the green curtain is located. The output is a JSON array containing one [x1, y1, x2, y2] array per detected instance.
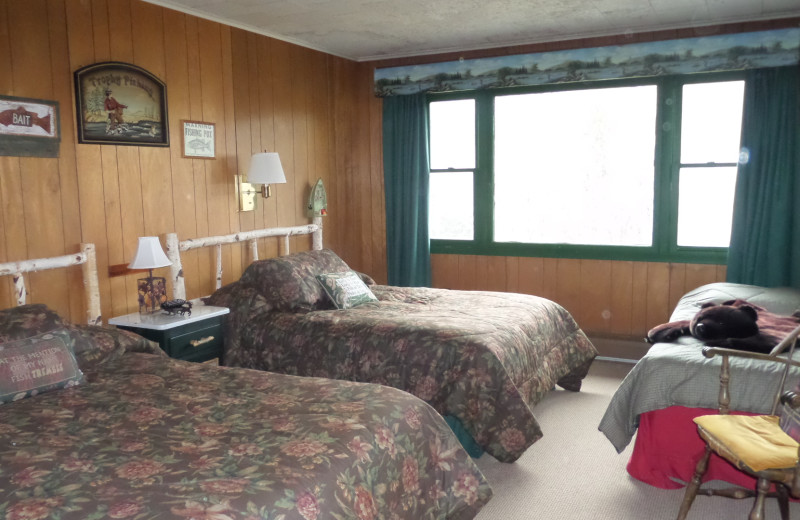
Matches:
[[727, 66, 800, 288], [382, 93, 431, 287]]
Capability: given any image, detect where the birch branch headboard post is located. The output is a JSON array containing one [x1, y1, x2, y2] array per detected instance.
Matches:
[[166, 218, 322, 301], [0, 243, 102, 325]]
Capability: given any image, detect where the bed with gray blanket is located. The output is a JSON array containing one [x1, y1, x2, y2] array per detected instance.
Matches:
[[600, 282, 800, 454]]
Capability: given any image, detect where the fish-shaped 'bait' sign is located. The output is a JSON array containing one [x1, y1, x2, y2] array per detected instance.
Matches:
[[0, 98, 57, 139], [0, 106, 52, 134], [0, 96, 60, 157]]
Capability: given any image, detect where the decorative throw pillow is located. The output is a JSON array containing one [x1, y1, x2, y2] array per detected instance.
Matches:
[[0, 329, 83, 404], [316, 271, 379, 310]]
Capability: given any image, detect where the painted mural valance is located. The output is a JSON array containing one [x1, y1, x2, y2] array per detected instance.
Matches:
[[374, 28, 800, 97]]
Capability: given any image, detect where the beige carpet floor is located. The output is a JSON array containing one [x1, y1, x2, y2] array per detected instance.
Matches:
[[473, 359, 800, 519]]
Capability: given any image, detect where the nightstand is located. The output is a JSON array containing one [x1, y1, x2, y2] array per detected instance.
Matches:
[[109, 304, 230, 364]]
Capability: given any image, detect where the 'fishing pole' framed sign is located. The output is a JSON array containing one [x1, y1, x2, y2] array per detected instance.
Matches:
[[0, 95, 60, 157], [181, 120, 215, 159]]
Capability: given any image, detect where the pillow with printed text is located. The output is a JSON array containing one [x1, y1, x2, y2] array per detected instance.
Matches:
[[316, 271, 379, 310], [0, 329, 84, 404]]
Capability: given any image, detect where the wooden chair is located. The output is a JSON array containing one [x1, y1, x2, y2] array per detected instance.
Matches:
[[677, 324, 800, 520]]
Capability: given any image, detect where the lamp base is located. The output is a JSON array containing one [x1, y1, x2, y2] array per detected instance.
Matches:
[[137, 276, 167, 314]]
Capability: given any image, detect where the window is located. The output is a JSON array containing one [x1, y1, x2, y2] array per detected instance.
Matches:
[[429, 99, 475, 240], [677, 81, 745, 247], [494, 86, 656, 246], [428, 75, 745, 263]]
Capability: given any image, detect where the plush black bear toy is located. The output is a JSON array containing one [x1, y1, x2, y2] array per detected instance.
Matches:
[[646, 299, 800, 354]]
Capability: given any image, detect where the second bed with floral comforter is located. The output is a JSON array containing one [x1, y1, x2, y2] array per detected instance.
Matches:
[[206, 249, 598, 463]]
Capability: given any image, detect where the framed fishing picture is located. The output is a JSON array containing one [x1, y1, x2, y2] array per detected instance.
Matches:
[[181, 120, 215, 159], [74, 61, 169, 146], [0, 95, 60, 157]]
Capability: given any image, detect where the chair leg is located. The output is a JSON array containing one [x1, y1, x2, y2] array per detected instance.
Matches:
[[748, 478, 771, 520], [776, 483, 790, 520], [677, 446, 712, 520]]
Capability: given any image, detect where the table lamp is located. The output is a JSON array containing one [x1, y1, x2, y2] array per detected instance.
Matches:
[[129, 236, 171, 313]]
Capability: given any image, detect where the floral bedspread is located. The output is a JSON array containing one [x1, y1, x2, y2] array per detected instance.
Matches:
[[0, 350, 492, 519], [215, 284, 598, 462]]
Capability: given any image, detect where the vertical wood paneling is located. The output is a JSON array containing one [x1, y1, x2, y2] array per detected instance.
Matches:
[[8, 0, 70, 315], [580, 260, 612, 333], [668, 263, 687, 312], [0, 1, 10, 304], [271, 41, 296, 240], [517, 257, 543, 296], [432, 254, 459, 289], [198, 20, 231, 289], [289, 45, 310, 256], [48, 0, 84, 319], [367, 62, 386, 284], [164, 9, 198, 299], [255, 34, 276, 253], [107, 0, 134, 60], [505, 256, 519, 292], [630, 262, 650, 337], [92, 0, 129, 317], [65, 0, 116, 321], [432, 254, 726, 339], [220, 25, 244, 280], [486, 256, 506, 292], [645, 263, 671, 335], [609, 261, 634, 336], [458, 255, 478, 291], [0, 0, 376, 321], [555, 258, 582, 317]]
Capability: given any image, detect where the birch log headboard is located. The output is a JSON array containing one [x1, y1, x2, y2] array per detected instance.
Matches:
[[165, 218, 323, 301], [0, 243, 102, 325]]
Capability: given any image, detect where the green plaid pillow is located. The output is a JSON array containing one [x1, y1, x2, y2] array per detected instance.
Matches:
[[0, 329, 84, 404], [316, 271, 378, 310]]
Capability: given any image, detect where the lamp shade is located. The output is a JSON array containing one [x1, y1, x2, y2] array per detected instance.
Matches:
[[247, 152, 286, 185], [128, 237, 171, 269]]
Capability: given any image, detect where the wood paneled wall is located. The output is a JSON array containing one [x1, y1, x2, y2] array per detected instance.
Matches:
[[433, 255, 726, 338], [0, 0, 385, 324]]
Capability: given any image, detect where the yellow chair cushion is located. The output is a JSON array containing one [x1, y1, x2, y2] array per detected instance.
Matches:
[[694, 415, 799, 472]]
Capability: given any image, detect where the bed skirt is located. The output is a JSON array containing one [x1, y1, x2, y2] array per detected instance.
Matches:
[[627, 406, 759, 489]]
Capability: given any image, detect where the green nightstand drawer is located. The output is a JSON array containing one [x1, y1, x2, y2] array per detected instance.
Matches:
[[109, 305, 229, 365], [167, 321, 223, 362]]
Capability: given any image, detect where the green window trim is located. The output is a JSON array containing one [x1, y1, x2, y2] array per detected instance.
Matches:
[[428, 71, 744, 265]]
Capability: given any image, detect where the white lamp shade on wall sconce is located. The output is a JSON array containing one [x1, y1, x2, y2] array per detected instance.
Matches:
[[237, 152, 287, 211], [247, 152, 286, 186]]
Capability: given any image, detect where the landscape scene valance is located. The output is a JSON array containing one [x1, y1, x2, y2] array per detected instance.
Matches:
[[374, 28, 800, 97]]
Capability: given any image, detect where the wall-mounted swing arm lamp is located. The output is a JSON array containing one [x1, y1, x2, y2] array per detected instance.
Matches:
[[236, 152, 287, 211]]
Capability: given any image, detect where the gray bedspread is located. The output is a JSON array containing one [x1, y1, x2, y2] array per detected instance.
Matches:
[[599, 282, 800, 453]]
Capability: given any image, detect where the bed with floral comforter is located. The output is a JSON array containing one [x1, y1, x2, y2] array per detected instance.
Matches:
[[205, 249, 598, 463], [0, 304, 492, 520]]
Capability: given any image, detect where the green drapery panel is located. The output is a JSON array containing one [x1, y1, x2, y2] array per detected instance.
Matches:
[[382, 93, 432, 287], [727, 66, 800, 288]]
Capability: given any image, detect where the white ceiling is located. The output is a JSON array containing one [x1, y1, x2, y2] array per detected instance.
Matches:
[[144, 0, 800, 62]]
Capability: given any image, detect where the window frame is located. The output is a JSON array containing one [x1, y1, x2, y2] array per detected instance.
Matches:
[[428, 71, 745, 264]]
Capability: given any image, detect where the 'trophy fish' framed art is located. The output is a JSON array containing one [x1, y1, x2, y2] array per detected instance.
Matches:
[[181, 120, 215, 159], [0, 95, 60, 157], [74, 61, 169, 147]]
